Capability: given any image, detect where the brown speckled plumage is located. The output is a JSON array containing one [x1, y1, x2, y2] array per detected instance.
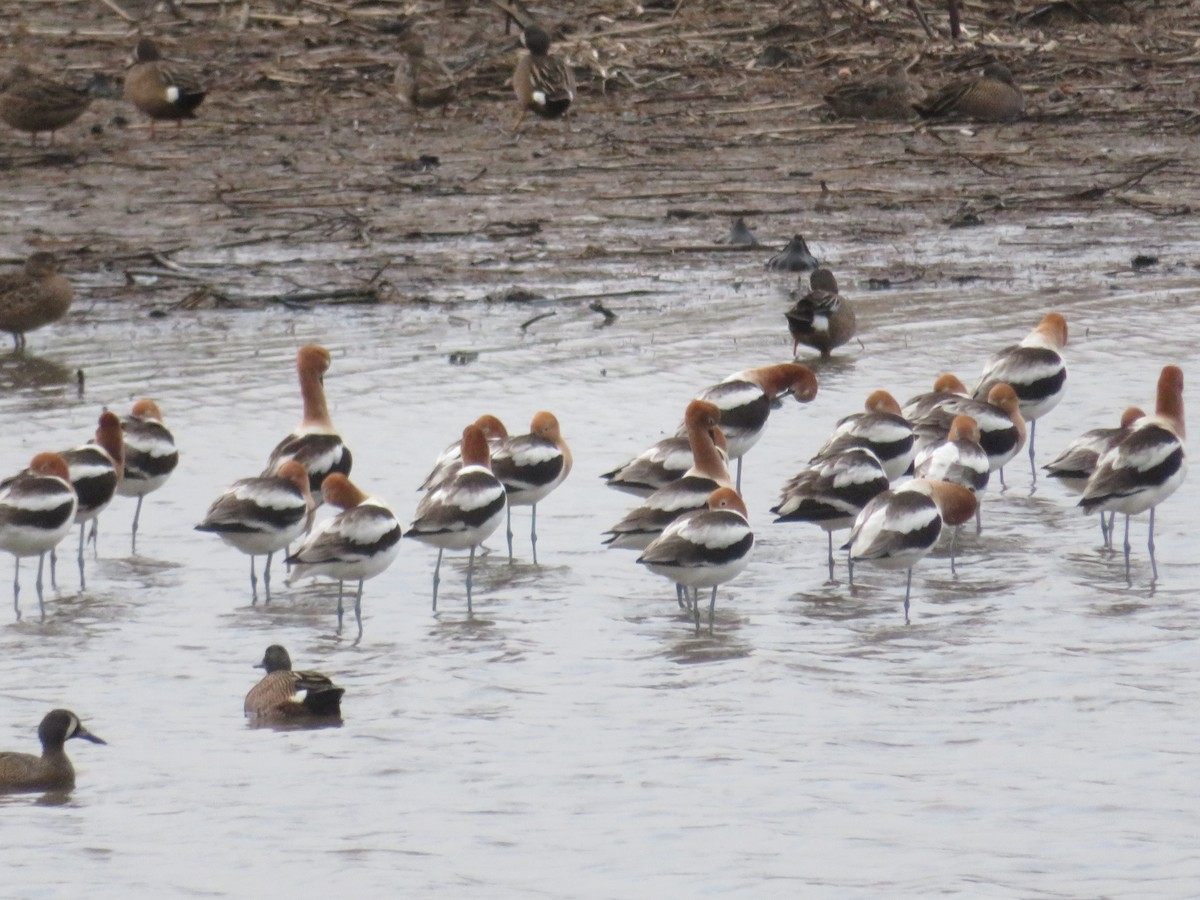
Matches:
[[0, 66, 109, 145], [513, 25, 575, 127], [124, 38, 206, 134], [0, 252, 73, 350], [244, 645, 344, 723], [824, 62, 922, 121], [916, 63, 1025, 123]]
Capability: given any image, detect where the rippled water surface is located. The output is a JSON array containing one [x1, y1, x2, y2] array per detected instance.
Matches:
[[3, 220, 1200, 897]]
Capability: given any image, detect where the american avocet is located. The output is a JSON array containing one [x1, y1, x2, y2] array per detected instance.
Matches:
[[785, 268, 856, 359], [0, 452, 77, 618], [0, 252, 73, 350], [901, 373, 969, 424], [1079, 366, 1185, 582], [117, 399, 178, 552], [690, 363, 818, 491], [55, 411, 124, 589], [601, 432, 720, 498], [814, 390, 915, 482], [914, 414, 990, 538], [604, 400, 731, 551], [638, 487, 754, 634], [1045, 406, 1145, 543], [492, 411, 571, 564], [909, 383, 1026, 488], [0, 709, 104, 794], [972, 313, 1067, 480], [772, 446, 889, 581], [287, 473, 401, 641], [418, 414, 508, 492], [406, 423, 507, 614], [195, 460, 314, 604], [843, 479, 977, 623], [244, 645, 344, 725], [263, 345, 352, 504]]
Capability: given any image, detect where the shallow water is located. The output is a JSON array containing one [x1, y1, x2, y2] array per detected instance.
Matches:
[[2, 208, 1200, 899]]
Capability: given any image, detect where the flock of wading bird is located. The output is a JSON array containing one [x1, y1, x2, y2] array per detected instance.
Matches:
[[0, 309, 1187, 787]]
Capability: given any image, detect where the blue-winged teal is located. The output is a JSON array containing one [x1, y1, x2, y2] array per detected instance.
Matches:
[[0, 709, 105, 793], [394, 35, 457, 117], [824, 61, 921, 121], [0, 66, 112, 145], [785, 268, 857, 359], [196, 460, 314, 604], [915, 63, 1024, 122], [117, 399, 179, 551], [513, 25, 575, 128], [124, 38, 206, 135], [766, 234, 819, 272], [0, 252, 73, 351], [245, 645, 345, 723]]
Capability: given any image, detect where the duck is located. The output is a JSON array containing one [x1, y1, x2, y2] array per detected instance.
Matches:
[[785, 268, 856, 359], [637, 487, 754, 635], [0, 709, 105, 794], [394, 34, 457, 118], [0, 66, 111, 145], [513, 24, 575, 127], [0, 252, 73, 350], [123, 37, 206, 135], [117, 399, 179, 551], [915, 62, 1024, 123], [766, 234, 819, 272], [824, 61, 921, 120], [244, 645, 344, 724]]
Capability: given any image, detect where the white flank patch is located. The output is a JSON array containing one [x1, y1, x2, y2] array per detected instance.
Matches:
[[166, 86, 180, 103], [533, 90, 547, 105]]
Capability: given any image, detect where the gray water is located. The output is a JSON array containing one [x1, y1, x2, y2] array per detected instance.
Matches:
[[2, 215, 1199, 898]]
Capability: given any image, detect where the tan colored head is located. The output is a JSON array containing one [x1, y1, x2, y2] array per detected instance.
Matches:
[[707, 486, 748, 519], [297, 345, 332, 376], [28, 452, 70, 482], [460, 423, 492, 469], [864, 390, 901, 415], [530, 411, 561, 441], [130, 398, 163, 421], [947, 415, 980, 444], [96, 411, 125, 477], [933, 373, 967, 394], [684, 399, 722, 433], [1035, 312, 1068, 348], [929, 481, 979, 527], [1119, 407, 1145, 429], [1156, 365, 1185, 439], [474, 415, 508, 441], [320, 473, 367, 510]]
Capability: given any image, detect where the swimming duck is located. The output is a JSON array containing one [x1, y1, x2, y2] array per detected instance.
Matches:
[[766, 234, 819, 272], [513, 24, 575, 127], [0, 252, 73, 350], [244, 645, 344, 724], [0, 66, 111, 145], [785, 268, 856, 359], [124, 37, 206, 135], [0, 709, 105, 794], [915, 63, 1024, 123]]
